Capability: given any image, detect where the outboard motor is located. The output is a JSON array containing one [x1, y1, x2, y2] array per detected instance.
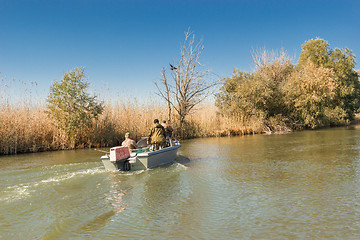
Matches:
[[123, 160, 131, 171], [109, 146, 131, 171]]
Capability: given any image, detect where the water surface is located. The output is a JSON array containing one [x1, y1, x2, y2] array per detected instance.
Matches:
[[1, 127, 360, 239]]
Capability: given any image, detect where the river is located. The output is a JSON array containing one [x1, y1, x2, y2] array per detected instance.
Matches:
[[1, 127, 360, 239]]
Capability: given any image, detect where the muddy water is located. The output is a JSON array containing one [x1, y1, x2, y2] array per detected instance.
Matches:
[[1, 127, 360, 239]]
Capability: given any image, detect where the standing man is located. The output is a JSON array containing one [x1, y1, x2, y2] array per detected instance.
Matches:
[[161, 120, 174, 146], [147, 119, 166, 150]]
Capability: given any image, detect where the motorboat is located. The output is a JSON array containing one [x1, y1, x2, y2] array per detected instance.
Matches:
[[100, 138, 181, 171]]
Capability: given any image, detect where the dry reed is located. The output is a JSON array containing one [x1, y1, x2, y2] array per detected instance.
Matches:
[[0, 75, 262, 155], [0, 99, 265, 155]]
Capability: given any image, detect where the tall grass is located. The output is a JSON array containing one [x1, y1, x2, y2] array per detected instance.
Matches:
[[0, 77, 262, 155], [0, 102, 265, 155], [0, 106, 61, 154]]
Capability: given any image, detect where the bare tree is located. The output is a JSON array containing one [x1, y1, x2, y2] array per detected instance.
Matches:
[[155, 29, 218, 136]]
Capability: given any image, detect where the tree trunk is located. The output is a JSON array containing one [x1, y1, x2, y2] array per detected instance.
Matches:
[[179, 115, 186, 139]]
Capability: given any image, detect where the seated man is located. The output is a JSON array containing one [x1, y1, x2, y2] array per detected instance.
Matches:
[[121, 132, 137, 151]]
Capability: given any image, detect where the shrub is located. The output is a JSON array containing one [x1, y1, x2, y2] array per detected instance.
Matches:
[[283, 61, 344, 128], [216, 40, 360, 131], [46, 68, 104, 148], [216, 49, 293, 131]]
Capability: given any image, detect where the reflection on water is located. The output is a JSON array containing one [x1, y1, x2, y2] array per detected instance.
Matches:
[[1, 127, 360, 239]]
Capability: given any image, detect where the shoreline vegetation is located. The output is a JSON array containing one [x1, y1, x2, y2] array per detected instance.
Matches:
[[1, 37, 360, 155], [1, 98, 359, 156], [0, 100, 264, 155]]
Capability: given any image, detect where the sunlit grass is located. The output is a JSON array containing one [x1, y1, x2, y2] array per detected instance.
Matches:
[[0, 76, 261, 155]]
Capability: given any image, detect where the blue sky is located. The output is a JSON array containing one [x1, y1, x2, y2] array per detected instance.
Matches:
[[1, 0, 359, 102]]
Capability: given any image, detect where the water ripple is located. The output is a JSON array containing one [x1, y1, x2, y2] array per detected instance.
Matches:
[[1, 165, 106, 202]]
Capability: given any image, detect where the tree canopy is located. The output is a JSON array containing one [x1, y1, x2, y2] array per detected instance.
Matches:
[[216, 39, 360, 131], [46, 67, 104, 147]]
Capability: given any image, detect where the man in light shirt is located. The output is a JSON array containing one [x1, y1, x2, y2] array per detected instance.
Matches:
[[121, 132, 137, 151]]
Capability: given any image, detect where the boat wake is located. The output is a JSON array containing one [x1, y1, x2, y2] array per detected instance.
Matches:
[[1, 164, 107, 202], [41, 166, 105, 183], [117, 169, 146, 176], [173, 154, 191, 166]]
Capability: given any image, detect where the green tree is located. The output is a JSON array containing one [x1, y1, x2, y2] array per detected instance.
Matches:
[[283, 61, 343, 128], [46, 67, 104, 147], [216, 70, 252, 120], [298, 38, 360, 122], [216, 49, 293, 131], [298, 39, 330, 67]]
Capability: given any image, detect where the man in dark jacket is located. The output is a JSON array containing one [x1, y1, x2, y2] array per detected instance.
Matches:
[[161, 120, 174, 146], [147, 119, 166, 150]]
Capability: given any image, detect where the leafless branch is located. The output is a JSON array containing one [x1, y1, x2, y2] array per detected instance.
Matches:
[[156, 29, 220, 132]]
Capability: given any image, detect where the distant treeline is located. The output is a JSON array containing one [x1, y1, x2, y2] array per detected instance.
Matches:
[[0, 38, 359, 155], [216, 39, 360, 132]]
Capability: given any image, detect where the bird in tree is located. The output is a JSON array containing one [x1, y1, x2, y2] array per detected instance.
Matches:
[[169, 64, 177, 70]]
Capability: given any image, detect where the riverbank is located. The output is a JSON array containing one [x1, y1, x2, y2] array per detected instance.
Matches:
[[2, 100, 359, 155], [0, 102, 266, 155]]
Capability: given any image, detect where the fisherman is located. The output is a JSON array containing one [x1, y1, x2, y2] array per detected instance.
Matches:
[[121, 132, 137, 151], [161, 120, 174, 146], [147, 119, 166, 150]]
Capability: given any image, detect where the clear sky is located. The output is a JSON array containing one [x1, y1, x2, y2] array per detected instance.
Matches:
[[1, 0, 359, 102]]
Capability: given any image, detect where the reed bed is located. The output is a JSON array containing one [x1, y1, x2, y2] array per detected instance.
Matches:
[[184, 104, 264, 137], [0, 106, 59, 154], [0, 99, 265, 155], [0, 76, 262, 155]]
